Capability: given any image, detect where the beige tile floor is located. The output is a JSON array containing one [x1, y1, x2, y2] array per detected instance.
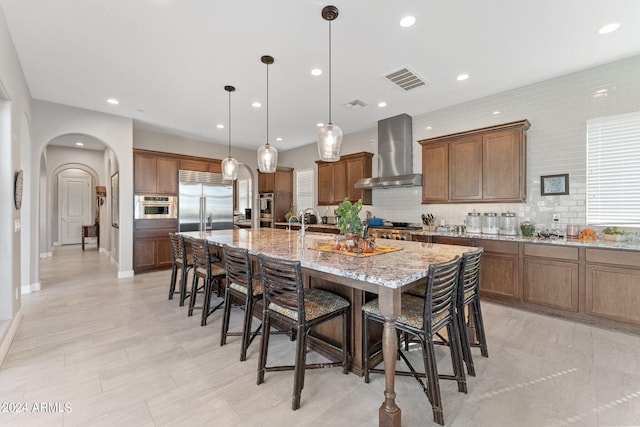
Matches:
[[1, 245, 640, 426]]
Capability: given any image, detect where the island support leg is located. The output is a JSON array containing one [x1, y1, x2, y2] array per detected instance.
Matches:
[[377, 287, 401, 427]]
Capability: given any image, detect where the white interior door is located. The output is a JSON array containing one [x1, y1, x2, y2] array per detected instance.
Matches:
[[59, 170, 91, 245]]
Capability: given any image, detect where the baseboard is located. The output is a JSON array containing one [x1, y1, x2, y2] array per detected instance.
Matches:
[[118, 270, 134, 279], [0, 308, 23, 368], [53, 242, 61, 247]]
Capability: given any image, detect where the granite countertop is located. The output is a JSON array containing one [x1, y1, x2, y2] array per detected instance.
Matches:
[[411, 230, 640, 251], [181, 228, 475, 289], [273, 221, 339, 230]]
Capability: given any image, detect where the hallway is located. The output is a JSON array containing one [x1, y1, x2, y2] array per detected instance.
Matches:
[[1, 245, 640, 426]]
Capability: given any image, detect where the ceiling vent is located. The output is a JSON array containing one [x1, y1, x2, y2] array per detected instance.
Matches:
[[342, 99, 368, 109], [383, 66, 429, 91]]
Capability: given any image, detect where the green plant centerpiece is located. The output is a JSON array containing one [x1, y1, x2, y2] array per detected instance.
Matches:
[[335, 197, 363, 235], [603, 226, 626, 241]]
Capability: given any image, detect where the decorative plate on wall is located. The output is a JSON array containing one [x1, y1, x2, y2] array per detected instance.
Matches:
[[14, 169, 24, 210]]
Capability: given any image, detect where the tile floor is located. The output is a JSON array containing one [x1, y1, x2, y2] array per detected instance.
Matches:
[[1, 245, 640, 426]]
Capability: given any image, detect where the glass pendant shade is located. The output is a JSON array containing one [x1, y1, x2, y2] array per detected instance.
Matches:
[[222, 157, 238, 180], [257, 143, 278, 173], [317, 122, 343, 162]]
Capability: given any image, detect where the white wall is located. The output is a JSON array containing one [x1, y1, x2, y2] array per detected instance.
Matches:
[[281, 54, 640, 230], [31, 100, 134, 277]]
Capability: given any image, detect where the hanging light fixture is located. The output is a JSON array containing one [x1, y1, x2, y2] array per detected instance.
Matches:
[[317, 5, 343, 162], [222, 85, 238, 180], [257, 55, 278, 173]]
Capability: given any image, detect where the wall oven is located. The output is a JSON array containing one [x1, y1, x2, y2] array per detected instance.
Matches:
[[134, 195, 177, 219]]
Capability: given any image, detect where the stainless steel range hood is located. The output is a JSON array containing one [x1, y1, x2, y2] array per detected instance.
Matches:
[[354, 113, 422, 189]]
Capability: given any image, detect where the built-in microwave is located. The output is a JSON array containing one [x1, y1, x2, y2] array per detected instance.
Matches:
[[134, 195, 177, 219]]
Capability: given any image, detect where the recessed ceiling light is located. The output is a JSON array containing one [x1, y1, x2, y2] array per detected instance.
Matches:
[[311, 68, 322, 76], [216, 124, 224, 129], [400, 16, 416, 28], [598, 22, 620, 34], [75, 142, 84, 146], [107, 98, 119, 105], [377, 102, 387, 108], [252, 102, 261, 108], [456, 73, 469, 81], [276, 137, 283, 142], [493, 111, 501, 115]]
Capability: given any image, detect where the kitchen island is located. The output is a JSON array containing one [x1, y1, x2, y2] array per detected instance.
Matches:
[[182, 228, 476, 427]]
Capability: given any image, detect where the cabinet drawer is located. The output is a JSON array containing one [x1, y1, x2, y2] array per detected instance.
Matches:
[[524, 244, 578, 261], [476, 239, 518, 255], [434, 236, 473, 246], [586, 248, 640, 267]]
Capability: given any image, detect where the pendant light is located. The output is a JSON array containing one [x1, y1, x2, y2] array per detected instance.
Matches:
[[257, 55, 278, 173], [222, 85, 238, 180], [317, 5, 343, 162]]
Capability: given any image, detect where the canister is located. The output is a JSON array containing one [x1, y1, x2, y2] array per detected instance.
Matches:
[[481, 212, 499, 234], [466, 210, 482, 234], [499, 211, 518, 235]]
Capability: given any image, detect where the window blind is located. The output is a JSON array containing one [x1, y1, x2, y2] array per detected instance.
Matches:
[[586, 111, 640, 226], [295, 168, 314, 210]]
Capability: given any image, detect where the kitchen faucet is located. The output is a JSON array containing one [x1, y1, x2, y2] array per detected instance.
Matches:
[[298, 208, 320, 239]]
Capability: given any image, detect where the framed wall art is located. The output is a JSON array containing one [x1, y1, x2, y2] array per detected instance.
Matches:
[[541, 173, 569, 196]]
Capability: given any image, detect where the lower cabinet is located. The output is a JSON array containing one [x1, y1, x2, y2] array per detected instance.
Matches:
[[133, 219, 177, 273], [585, 248, 640, 325], [476, 239, 520, 302]]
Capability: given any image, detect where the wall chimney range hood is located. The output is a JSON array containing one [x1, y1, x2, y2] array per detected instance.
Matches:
[[354, 113, 422, 189]]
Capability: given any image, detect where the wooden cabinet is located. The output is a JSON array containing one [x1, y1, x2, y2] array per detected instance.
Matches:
[[476, 239, 520, 302], [134, 151, 178, 195], [133, 219, 177, 273], [317, 152, 373, 205], [258, 166, 293, 194], [523, 244, 579, 312], [421, 142, 449, 203], [180, 158, 209, 172], [585, 249, 640, 326], [419, 120, 529, 203]]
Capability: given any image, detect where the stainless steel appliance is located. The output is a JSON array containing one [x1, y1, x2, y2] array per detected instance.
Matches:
[[258, 193, 274, 227], [178, 170, 233, 232], [369, 223, 421, 241], [134, 195, 177, 219]]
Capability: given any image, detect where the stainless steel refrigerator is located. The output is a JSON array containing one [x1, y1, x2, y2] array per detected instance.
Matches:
[[178, 170, 233, 232]]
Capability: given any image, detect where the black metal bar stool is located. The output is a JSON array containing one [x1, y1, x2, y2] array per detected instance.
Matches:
[[456, 248, 487, 376], [220, 244, 263, 361], [362, 257, 466, 426], [256, 254, 350, 411], [188, 237, 226, 326], [168, 233, 193, 306]]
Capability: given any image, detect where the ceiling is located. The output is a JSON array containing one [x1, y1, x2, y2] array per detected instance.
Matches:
[[2, 0, 640, 152]]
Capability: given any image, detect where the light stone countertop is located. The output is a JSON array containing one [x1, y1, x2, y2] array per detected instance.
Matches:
[[411, 230, 640, 251], [273, 222, 339, 230], [181, 228, 476, 289]]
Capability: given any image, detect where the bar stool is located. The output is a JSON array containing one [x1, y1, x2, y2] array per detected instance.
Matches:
[[168, 233, 193, 306], [188, 238, 226, 326], [456, 248, 487, 377], [220, 244, 263, 361], [362, 257, 465, 426], [256, 254, 350, 411]]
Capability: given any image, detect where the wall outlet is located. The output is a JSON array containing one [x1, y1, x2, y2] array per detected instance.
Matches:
[[552, 213, 560, 221]]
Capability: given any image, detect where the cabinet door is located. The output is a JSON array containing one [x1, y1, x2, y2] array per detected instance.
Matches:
[[332, 162, 347, 204], [258, 172, 275, 193], [209, 161, 222, 174], [422, 142, 449, 202], [483, 129, 523, 201], [156, 237, 174, 268], [586, 264, 640, 325], [345, 156, 371, 204], [134, 153, 157, 193], [479, 253, 519, 301], [523, 258, 579, 312], [180, 158, 209, 172], [156, 156, 178, 194], [134, 239, 157, 270], [275, 168, 293, 193], [450, 136, 482, 201], [317, 163, 333, 205]]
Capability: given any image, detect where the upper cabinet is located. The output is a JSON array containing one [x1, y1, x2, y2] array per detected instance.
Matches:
[[419, 120, 530, 203], [134, 151, 178, 195], [316, 152, 373, 205], [258, 166, 293, 194]]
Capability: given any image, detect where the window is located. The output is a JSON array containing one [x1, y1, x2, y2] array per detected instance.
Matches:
[[295, 168, 314, 210], [237, 178, 251, 214], [586, 111, 640, 226]]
